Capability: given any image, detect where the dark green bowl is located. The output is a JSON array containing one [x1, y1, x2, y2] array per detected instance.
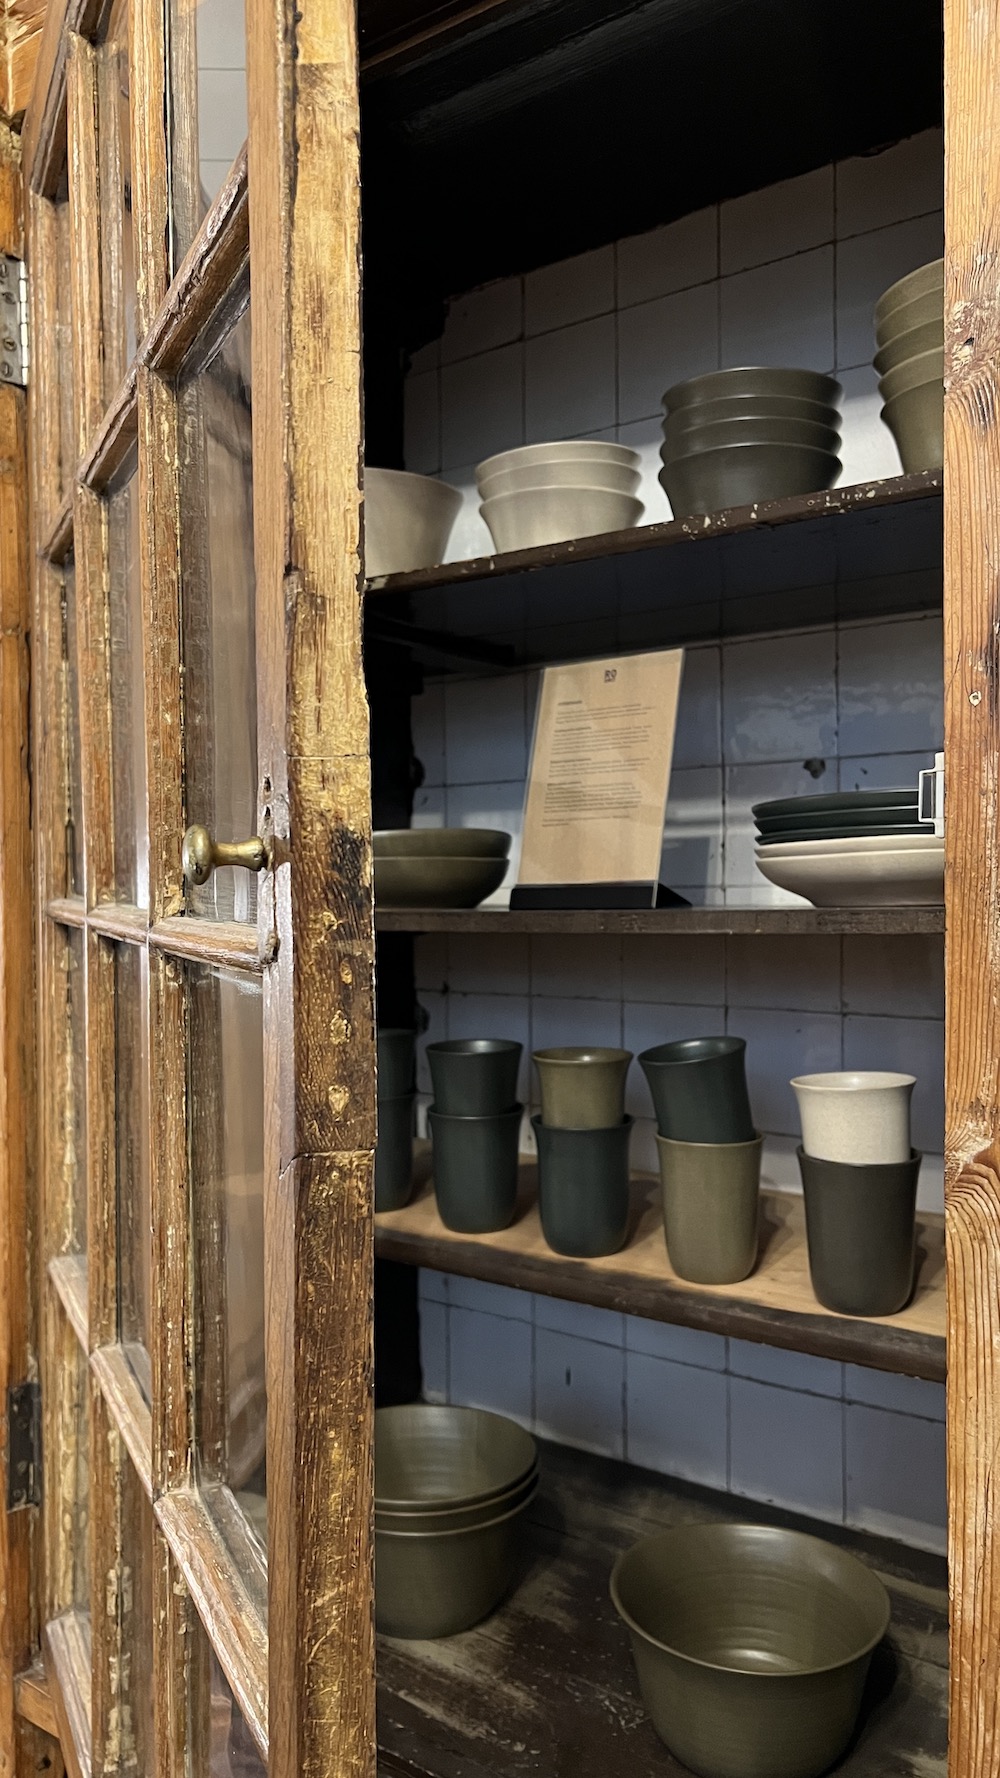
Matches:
[[378, 1027, 416, 1098], [376, 1486, 536, 1639], [661, 444, 840, 518], [429, 1104, 522, 1233], [373, 827, 512, 859], [639, 1037, 754, 1144], [375, 1404, 537, 1511], [533, 1115, 632, 1257], [611, 1522, 890, 1778], [663, 367, 842, 411], [374, 1092, 415, 1213], [798, 1147, 921, 1316], [428, 1038, 522, 1116]]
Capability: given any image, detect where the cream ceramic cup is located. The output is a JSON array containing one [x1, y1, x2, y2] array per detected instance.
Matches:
[[791, 1071, 915, 1165]]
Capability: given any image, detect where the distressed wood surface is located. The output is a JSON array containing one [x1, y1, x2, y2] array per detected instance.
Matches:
[[375, 907, 946, 937], [42, 1612, 91, 1778], [88, 1344, 152, 1499], [47, 1257, 87, 1352], [13, 1664, 58, 1738], [76, 365, 136, 493]]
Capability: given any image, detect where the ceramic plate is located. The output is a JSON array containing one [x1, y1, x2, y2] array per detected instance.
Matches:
[[756, 822, 932, 845], [755, 847, 944, 906], [757, 833, 942, 859], [751, 789, 918, 818]]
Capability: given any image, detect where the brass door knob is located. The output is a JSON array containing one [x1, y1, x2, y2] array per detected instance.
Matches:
[[182, 824, 268, 887]]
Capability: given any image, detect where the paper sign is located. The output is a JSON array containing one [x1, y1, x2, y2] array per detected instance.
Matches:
[[516, 649, 685, 890]]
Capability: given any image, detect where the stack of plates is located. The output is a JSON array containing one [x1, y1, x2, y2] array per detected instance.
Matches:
[[752, 790, 943, 907], [873, 259, 943, 474], [373, 827, 511, 908], [476, 441, 643, 551], [659, 368, 842, 517]]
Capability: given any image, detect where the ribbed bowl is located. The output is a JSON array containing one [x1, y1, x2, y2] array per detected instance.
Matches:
[[874, 258, 943, 335], [873, 315, 942, 378], [376, 1487, 537, 1638], [660, 444, 839, 517], [476, 439, 640, 487], [662, 415, 841, 461], [479, 459, 641, 500], [661, 392, 840, 431], [878, 345, 943, 406], [663, 367, 841, 412], [875, 284, 942, 347]]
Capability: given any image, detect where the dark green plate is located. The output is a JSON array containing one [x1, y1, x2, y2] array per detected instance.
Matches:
[[752, 788, 918, 818], [757, 822, 934, 845], [756, 805, 921, 836]]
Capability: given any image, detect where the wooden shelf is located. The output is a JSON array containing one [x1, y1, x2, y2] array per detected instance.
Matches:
[[377, 1440, 947, 1778], [376, 905, 945, 936], [375, 1165, 946, 1381]]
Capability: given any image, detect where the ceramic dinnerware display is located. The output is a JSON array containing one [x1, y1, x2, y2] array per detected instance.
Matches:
[[364, 466, 463, 577], [375, 1027, 416, 1212], [791, 1070, 915, 1164], [638, 1036, 754, 1144], [476, 440, 643, 550], [532, 1115, 632, 1258], [873, 258, 943, 472], [656, 1132, 762, 1284], [532, 1046, 632, 1129], [373, 827, 512, 908], [610, 1522, 891, 1778], [659, 368, 842, 516], [751, 788, 943, 906], [375, 1405, 538, 1637]]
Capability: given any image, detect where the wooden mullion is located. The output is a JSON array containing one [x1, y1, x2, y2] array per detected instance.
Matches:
[[47, 898, 88, 929], [148, 915, 264, 971], [39, 496, 76, 567], [129, 0, 171, 326], [48, 1256, 89, 1351], [85, 901, 147, 943], [77, 366, 137, 495], [89, 1344, 152, 1498], [93, 38, 128, 409], [42, 1612, 92, 1778], [142, 147, 248, 382], [67, 39, 105, 467], [27, 195, 66, 542]]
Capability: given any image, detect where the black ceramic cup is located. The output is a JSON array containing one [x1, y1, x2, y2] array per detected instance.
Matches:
[[375, 1092, 416, 1213], [638, 1036, 754, 1144], [532, 1115, 632, 1258], [429, 1104, 523, 1233], [427, 1039, 523, 1117], [797, 1147, 921, 1316], [378, 1027, 417, 1099]]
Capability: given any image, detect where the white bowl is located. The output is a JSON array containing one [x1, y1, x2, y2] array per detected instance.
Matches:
[[479, 460, 642, 500], [480, 488, 644, 552], [759, 832, 939, 859], [754, 844, 943, 907], [476, 440, 640, 486], [791, 1071, 916, 1165], [364, 468, 463, 578]]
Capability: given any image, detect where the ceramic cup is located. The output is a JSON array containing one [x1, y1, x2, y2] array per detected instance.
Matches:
[[374, 1092, 415, 1213], [427, 1038, 522, 1117], [639, 1037, 754, 1144], [377, 1027, 416, 1099], [791, 1071, 915, 1165], [532, 1047, 632, 1129], [428, 1105, 522, 1234], [798, 1147, 921, 1317], [532, 1115, 632, 1258], [655, 1133, 762, 1284]]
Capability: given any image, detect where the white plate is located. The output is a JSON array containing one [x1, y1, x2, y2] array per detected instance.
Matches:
[[756, 833, 942, 860], [755, 846, 944, 907]]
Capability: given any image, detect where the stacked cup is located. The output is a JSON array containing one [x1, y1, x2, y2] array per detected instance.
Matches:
[[531, 1048, 633, 1257], [476, 441, 643, 551], [639, 1037, 761, 1283], [375, 1027, 417, 1212], [874, 258, 943, 472], [792, 1072, 921, 1317], [427, 1040, 523, 1232]]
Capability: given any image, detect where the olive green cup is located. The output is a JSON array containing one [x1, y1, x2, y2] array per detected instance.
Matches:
[[427, 1038, 522, 1116], [797, 1147, 921, 1316], [374, 1092, 415, 1213], [375, 1483, 537, 1638], [639, 1036, 754, 1144], [532, 1047, 632, 1129], [611, 1522, 890, 1778], [532, 1115, 632, 1257], [428, 1104, 522, 1233], [377, 1027, 416, 1098], [656, 1133, 762, 1283]]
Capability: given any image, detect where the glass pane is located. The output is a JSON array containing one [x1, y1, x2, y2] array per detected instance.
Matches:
[[64, 565, 84, 897], [123, 1465, 154, 1773], [170, 0, 248, 259], [190, 965, 266, 1560], [181, 307, 257, 924], [55, 204, 76, 500], [104, 0, 137, 378], [115, 942, 150, 1399], [209, 1650, 266, 1778], [62, 926, 87, 1254], [108, 473, 148, 905]]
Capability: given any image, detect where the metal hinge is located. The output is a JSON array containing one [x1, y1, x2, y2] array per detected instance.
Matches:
[[7, 1382, 41, 1509], [0, 256, 28, 387]]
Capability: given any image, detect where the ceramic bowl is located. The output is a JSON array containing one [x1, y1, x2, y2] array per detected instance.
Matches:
[[375, 1487, 535, 1639], [373, 827, 511, 859], [476, 439, 640, 485], [532, 1115, 633, 1257], [374, 855, 508, 909], [875, 284, 942, 347], [377, 1027, 416, 1097], [638, 1037, 754, 1145], [798, 1147, 921, 1316], [791, 1070, 915, 1165], [427, 1038, 523, 1116], [375, 1466, 538, 1534], [882, 381, 943, 474], [375, 1404, 537, 1512], [660, 445, 840, 518], [429, 1104, 522, 1232], [374, 1091, 415, 1213], [874, 258, 943, 334], [663, 367, 842, 412], [656, 1132, 762, 1284], [532, 1046, 632, 1129], [662, 416, 841, 458], [478, 460, 642, 500], [611, 1522, 890, 1778], [872, 316, 942, 378], [364, 467, 462, 578], [878, 346, 943, 405], [480, 488, 644, 552], [660, 392, 840, 431], [754, 842, 944, 907]]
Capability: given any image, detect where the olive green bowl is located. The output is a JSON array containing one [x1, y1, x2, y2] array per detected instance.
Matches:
[[611, 1523, 891, 1778], [375, 1403, 537, 1511], [373, 827, 511, 859], [375, 1465, 538, 1534], [872, 315, 942, 378], [877, 345, 943, 405], [874, 257, 943, 333], [882, 381, 943, 474], [663, 367, 841, 412], [374, 854, 507, 908], [376, 1484, 537, 1639], [662, 415, 841, 458], [660, 444, 840, 518], [875, 283, 941, 347], [660, 392, 839, 431]]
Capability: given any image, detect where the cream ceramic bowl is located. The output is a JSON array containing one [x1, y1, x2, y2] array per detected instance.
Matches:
[[754, 841, 944, 907], [476, 440, 640, 486], [479, 460, 642, 500], [791, 1071, 916, 1165], [480, 488, 643, 552], [364, 468, 462, 578], [761, 832, 939, 858]]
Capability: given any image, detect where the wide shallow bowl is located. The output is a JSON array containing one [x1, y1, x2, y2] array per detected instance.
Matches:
[[883, 381, 943, 473], [757, 822, 932, 845], [375, 1466, 538, 1534], [660, 445, 840, 517], [663, 367, 841, 412], [660, 392, 840, 431], [872, 315, 942, 378], [755, 804, 921, 837], [610, 1522, 890, 1778], [759, 831, 942, 858], [479, 459, 642, 500], [639, 1036, 754, 1145], [376, 1487, 537, 1639], [876, 284, 942, 347], [377, 1027, 416, 1098], [656, 1132, 762, 1284], [878, 345, 943, 405], [532, 1046, 632, 1129], [364, 467, 462, 578], [754, 843, 944, 906], [375, 1404, 537, 1512], [476, 439, 640, 485], [374, 855, 507, 909], [481, 487, 643, 551], [874, 258, 943, 334], [373, 827, 511, 859], [662, 415, 841, 458], [427, 1038, 523, 1117], [374, 1091, 415, 1213], [753, 789, 918, 818], [798, 1147, 921, 1315], [791, 1070, 915, 1166]]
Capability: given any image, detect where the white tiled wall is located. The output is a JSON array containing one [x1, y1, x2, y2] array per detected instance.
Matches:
[[418, 1274, 947, 1554], [193, 0, 248, 203]]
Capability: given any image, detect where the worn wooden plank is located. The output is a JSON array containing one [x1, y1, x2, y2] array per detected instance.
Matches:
[[76, 364, 137, 494], [42, 1612, 91, 1778], [47, 1256, 87, 1351], [141, 147, 249, 381], [14, 1663, 58, 1738], [374, 908, 946, 937], [88, 1344, 152, 1500]]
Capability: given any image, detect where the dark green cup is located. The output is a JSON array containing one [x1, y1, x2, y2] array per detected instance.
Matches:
[[656, 1132, 762, 1284], [378, 1027, 416, 1098], [427, 1038, 522, 1116], [798, 1147, 921, 1316], [639, 1036, 754, 1143], [429, 1104, 522, 1233], [532, 1115, 632, 1257], [375, 1092, 415, 1213]]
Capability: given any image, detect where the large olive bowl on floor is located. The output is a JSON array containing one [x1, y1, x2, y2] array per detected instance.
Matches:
[[611, 1522, 890, 1778]]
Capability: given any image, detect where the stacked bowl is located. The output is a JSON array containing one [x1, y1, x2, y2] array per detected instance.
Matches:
[[531, 1047, 633, 1257], [476, 441, 643, 551], [752, 789, 943, 907], [364, 467, 462, 576], [659, 368, 843, 517], [427, 1039, 524, 1232], [375, 1404, 538, 1638], [374, 827, 511, 909], [874, 259, 943, 473], [375, 1027, 416, 1212]]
